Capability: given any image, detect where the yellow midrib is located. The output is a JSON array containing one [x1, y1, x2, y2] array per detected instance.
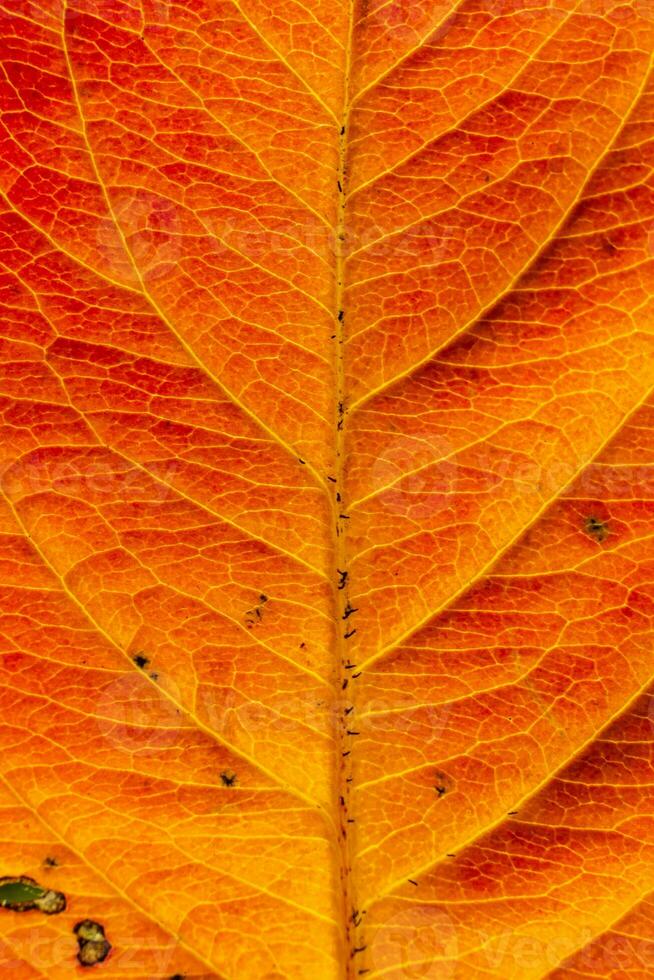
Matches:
[[333, 2, 359, 977]]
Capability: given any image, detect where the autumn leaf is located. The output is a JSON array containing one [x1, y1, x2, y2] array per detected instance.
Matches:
[[1, 0, 654, 977]]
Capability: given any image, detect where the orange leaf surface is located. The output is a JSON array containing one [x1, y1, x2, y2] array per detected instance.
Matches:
[[1, 1, 654, 977]]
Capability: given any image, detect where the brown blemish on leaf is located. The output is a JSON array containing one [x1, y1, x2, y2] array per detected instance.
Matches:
[[133, 653, 149, 669], [37, 889, 67, 914], [585, 515, 609, 542], [220, 770, 237, 787], [434, 770, 454, 797], [74, 919, 111, 967], [245, 593, 269, 628], [0, 876, 66, 914]]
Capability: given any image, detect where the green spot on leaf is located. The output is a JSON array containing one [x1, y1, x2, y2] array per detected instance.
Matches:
[[0, 876, 66, 914]]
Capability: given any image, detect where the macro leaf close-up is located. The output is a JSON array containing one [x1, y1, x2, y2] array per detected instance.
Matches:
[[2, 0, 654, 977]]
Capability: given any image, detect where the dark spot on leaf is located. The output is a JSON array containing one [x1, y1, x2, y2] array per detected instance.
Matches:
[[342, 601, 358, 620], [245, 593, 268, 628], [220, 770, 237, 787], [74, 920, 111, 967], [434, 770, 454, 797], [43, 856, 59, 868], [0, 876, 66, 914], [133, 653, 149, 669], [585, 515, 609, 542]]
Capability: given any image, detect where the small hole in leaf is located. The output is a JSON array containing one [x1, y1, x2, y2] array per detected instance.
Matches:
[[74, 920, 111, 967]]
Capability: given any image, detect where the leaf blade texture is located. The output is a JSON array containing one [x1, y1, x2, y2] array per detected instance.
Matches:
[[1, 1, 654, 977]]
